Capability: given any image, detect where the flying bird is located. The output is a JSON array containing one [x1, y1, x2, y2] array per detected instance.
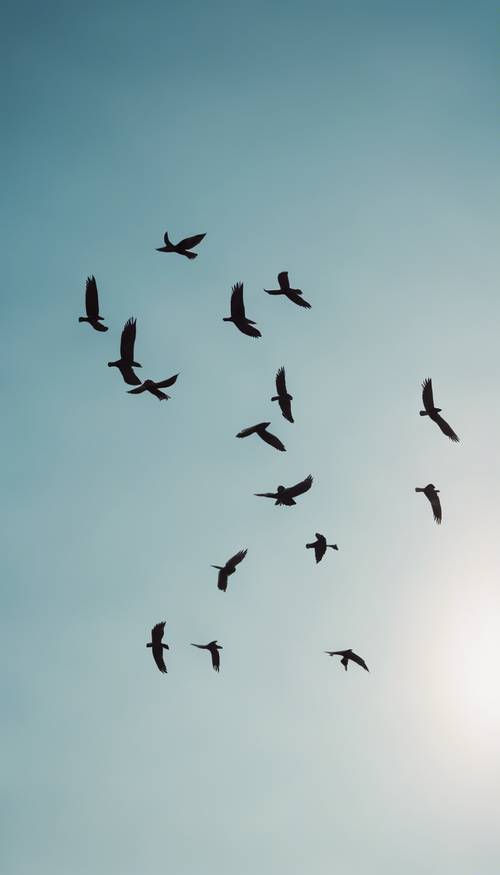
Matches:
[[146, 621, 169, 673], [223, 282, 261, 338], [272, 367, 294, 423], [212, 549, 248, 592], [128, 374, 179, 401], [325, 649, 369, 672], [415, 483, 442, 524], [420, 378, 459, 442], [78, 276, 108, 331], [236, 422, 285, 452], [306, 533, 338, 563], [255, 474, 313, 506], [108, 318, 142, 385], [264, 272, 311, 309], [156, 231, 206, 259], [191, 641, 222, 672]]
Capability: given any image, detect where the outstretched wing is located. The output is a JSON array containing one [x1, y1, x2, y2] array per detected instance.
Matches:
[[427, 489, 442, 524], [151, 622, 165, 645], [152, 645, 167, 673], [433, 412, 459, 442], [178, 233, 206, 250], [238, 321, 261, 338], [226, 549, 247, 570], [210, 648, 220, 672], [326, 649, 351, 657], [275, 367, 293, 422], [236, 424, 259, 438], [118, 363, 141, 386], [230, 282, 246, 320], [154, 374, 179, 389], [217, 569, 228, 592], [349, 652, 369, 672], [85, 276, 100, 319], [254, 491, 277, 499], [276, 367, 288, 397], [277, 272, 290, 291], [287, 474, 313, 498], [314, 541, 326, 563], [259, 429, 286, 452], [421, 378, 435, 413], [127, 383, 148, 394], [120, 318, 137, 363], [288, 292, 311, 309]]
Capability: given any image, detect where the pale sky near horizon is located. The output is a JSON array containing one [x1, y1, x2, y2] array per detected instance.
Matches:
[[2, 2, 500, 873]]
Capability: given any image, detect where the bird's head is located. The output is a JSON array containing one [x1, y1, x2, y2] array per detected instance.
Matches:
[[277, 485, 285, 493]]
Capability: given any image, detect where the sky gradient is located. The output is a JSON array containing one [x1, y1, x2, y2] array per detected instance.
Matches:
[[2, 2, 500, 873]]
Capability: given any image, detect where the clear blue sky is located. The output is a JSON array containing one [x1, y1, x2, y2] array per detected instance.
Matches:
[[3, 2, 500, 873]]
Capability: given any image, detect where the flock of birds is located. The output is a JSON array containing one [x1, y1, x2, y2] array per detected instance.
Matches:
[[79, 230, 460, 677]]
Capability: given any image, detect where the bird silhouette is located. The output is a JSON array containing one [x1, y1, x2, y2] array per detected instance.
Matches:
[[147, 621, 169, 673], [223, 282, 261, 338], [415, 483, 442, 524], [306, 533, 338, 563], [255, 474, 313, 506], [108, 318, 142, 385], [325, 649, 369, 672], [212, 549, 248, 592], [264, 271, 311, 309], [79, 276, 108, 331], [128, 374, 179, 401], [272, 367, 294, 423], [236, 422, 285, 452], [156, 231, 206, 259], [420, 378, 459, 442], [191, 641, 222, 672]]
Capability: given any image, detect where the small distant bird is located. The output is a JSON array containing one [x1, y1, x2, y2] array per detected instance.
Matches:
[[156, 231, 206, 259], [212, 549, 248, 592], [415, 483, 442, 524], [191, 641, 222, 672], [108, 318, 142, 385], [255, 474, 313, 506], [306, 533, 338, 563], [325, 649, 369, 672], [264, 272, 311, 309], [78, 276, 108, 331], [223, 282, 261, 338], [236, 422, 285, 452], [128, 374, 179, 401], [420, 378, 459, 442], [147, 621, 169, 674], [272, 367, 294, 423]]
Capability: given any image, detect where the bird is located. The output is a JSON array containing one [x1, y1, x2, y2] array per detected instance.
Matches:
[[108, 318, 142, 385], [156, 231, 206, 259], [272, 367, 294, 423], [223, 282, 261, 338], [78, 276, 108, 331], [415, 484, 442, 524], [191, 641, 222, 672], [306, 533, 338, 563], [264, 271, 311, 309], [325, 649, 369, 672], [236, 422, 285, 452], [255, 474, 313, 506], [146, 621, 169, 673], [127, 374, 179, 401], [420, 378, 459, 442], [211, 549, 248, 592]]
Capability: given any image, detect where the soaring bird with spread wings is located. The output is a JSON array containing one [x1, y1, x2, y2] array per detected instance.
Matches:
[[108, 318, 142, 385], [156, 231, 206, 259], [79, 276, 108, 331], [236, 422, 285, 452], [223, 283, 261, 338], [128, 374, 179, 401], [191, 641, 222, 672], [272, 367, 294, 423], [415, 483, 442, 524], [325, 649, 369, 672], [420, 378, 459, 442], [212, 549, 248, 592], [147, 622, 170, 673], [255, 474, 313, 506], [264, 271, 311, 309], [306, 533, 338, 563]]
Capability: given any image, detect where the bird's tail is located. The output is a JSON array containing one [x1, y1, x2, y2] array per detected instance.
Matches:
[[271, 395, 279, 401], [415, 488, 424, 492], [132, 361, 142, 367], [163, 644, 169, 650], [223, 317, 233, 322], [419, 411, 428, 416], [306, 543, 314, 549], [211, 565, 223, 570], [146, 643, 152, 648], [328, 545, 339, 550], [183, 250, 197, 259], [78, 317, 87, 322]]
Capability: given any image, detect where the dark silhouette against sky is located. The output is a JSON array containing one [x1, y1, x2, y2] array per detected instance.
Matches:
[[306, 533, 338, 563], [325, 649, 369, 672], [128, 374, 179, 401], [108, 317, 142, 385], [271, 367, 294, 423], [78, 276, 108, 332], [264, 271, 311, 309], [255, 474, 313, 506], [223, 282, 261, 338], [211, 549, 248, 592], [147, 622, 169, 674], [415, 484, 442, 524], [236, 422, 286, 452], [420, 378, 460, 442], [191, 641, 222, 672], [156, 231, 206, 259]]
